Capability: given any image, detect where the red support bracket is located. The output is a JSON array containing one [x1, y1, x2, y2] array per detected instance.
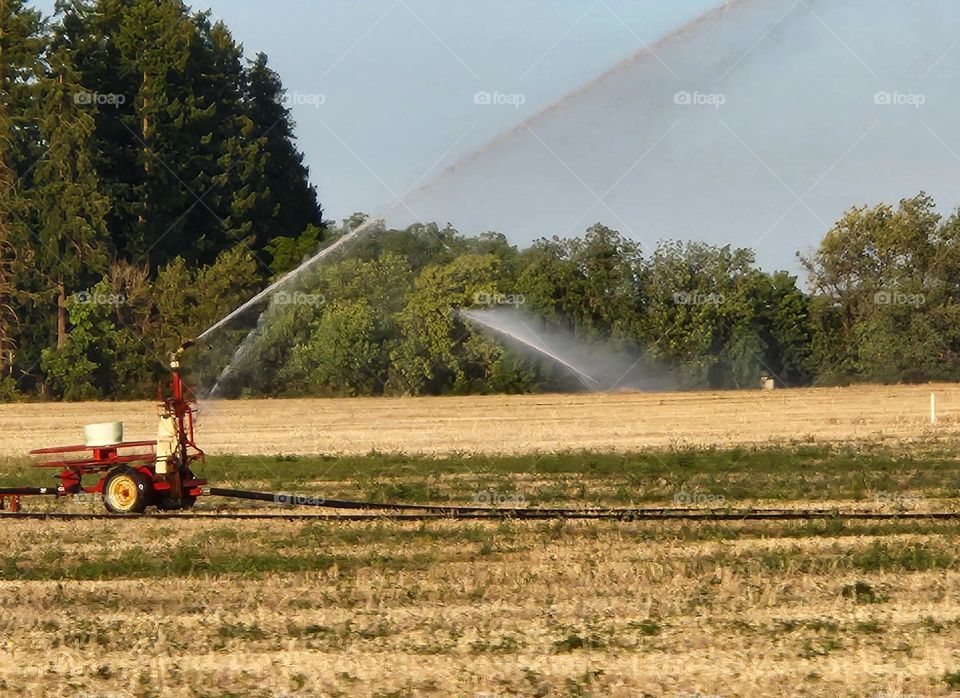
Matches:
[[0, 496, 22, 512]]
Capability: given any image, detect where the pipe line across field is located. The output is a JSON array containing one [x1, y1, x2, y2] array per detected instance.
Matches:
[[3, 508, 960, 523], [2, 486, 955, 521]]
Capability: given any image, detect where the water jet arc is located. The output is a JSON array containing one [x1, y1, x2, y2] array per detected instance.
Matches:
[[196, 218, 382, 342], [459, 308, 601, 390]]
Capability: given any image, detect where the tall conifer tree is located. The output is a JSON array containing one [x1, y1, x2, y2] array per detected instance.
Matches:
[[33, 46, 111, 346]]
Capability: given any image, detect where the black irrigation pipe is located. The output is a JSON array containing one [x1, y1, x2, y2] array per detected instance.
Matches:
[[3, 511, 960, 524], [206, 488, 960, 520], [2, 487, 957, 521], [0, 487, 59, 496]]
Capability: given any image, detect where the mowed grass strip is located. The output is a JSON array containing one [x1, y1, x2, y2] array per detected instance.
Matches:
[[159, 444, 960, 504], [5, 443, 960, 506]]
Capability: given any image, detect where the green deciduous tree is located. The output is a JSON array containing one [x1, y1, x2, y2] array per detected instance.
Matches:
[[288, 299, 386, 396], [390, 254, 507, 394], [803, 193, 960, 384], [640, 241, 809, 388], [40, 287, 116, 400]]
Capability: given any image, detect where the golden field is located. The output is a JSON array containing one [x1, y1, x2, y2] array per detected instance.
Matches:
[[2, 517, 960, 697], [0, 383, 957, 457], [3, 386, 960, 696]]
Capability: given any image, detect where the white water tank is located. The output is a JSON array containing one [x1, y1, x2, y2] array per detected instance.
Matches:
[[83, 421, 124, 447]]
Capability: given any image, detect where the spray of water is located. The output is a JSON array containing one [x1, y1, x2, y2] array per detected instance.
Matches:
[[196, 218, 382, 343], [208, 318, 264, 397], [459, 307, 664, 392], [400, 0, 748, 205], [460, 308, 600, 389]]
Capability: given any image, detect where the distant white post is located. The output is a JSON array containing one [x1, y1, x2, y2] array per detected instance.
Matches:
[[931, 392, 937, 425]]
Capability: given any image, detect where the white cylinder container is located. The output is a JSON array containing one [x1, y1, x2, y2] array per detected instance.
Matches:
[[83, 421, 124, 447]]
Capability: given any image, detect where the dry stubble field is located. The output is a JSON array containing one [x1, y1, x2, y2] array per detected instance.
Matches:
[[0, 383, 958, 457], [3, 384, 960, 697]]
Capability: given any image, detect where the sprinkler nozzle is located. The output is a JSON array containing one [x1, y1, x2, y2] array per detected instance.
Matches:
[[168, 339, 196, 370]]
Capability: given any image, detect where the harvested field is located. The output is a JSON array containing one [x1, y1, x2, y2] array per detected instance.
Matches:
[[4, 516, 960, 696], [4, 392, 960, 697], [1, 383, 958, 457]]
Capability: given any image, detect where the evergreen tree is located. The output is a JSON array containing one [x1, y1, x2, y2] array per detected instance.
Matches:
[[0, 0, 44, 176], [33, 46, 111, 347], [0, 0, 44, 380], [245, 53, 322, 244], [52, 0, 138, 259], [0, 102, 25, 374], [113, 0, 194, 265], [48, 1, 322, 272], [200, 20, 273, 266]]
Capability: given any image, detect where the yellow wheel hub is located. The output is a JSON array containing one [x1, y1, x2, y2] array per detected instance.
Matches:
[[106, 475, 138, 510]]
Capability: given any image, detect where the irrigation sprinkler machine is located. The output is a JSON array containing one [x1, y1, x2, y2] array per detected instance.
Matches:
[[0, 341, 206, 514]]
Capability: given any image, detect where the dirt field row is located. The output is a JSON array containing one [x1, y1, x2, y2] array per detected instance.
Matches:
[[0, 383, 956, 457], [3, 517, 960, 697]]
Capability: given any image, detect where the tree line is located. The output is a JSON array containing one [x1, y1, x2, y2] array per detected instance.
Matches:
[[41, 193, 958, 401], [208, 194, 960, 399], [3, 2, 960, 400], [0, 0, 321, 398]]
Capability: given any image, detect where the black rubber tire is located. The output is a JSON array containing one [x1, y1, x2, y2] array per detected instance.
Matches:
[[102, 467, 151, 514], [156, 469, 197, 511]]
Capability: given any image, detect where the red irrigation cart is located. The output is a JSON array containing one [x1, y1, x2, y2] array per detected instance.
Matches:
[[0, 342, 206, 514]]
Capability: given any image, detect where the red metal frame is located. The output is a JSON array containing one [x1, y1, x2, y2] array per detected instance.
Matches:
[[0, 495, 20, 512], [161, 368, 205, 475]]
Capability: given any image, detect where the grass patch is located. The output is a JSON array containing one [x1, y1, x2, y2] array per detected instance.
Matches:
[[842, 581, 887, 604], [7, 442, 960, 507], [200, 444, 960, 505], [0, 542, 441, 581]]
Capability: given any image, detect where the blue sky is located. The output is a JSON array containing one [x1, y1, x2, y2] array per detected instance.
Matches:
[[30, 1, 960, 274]]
